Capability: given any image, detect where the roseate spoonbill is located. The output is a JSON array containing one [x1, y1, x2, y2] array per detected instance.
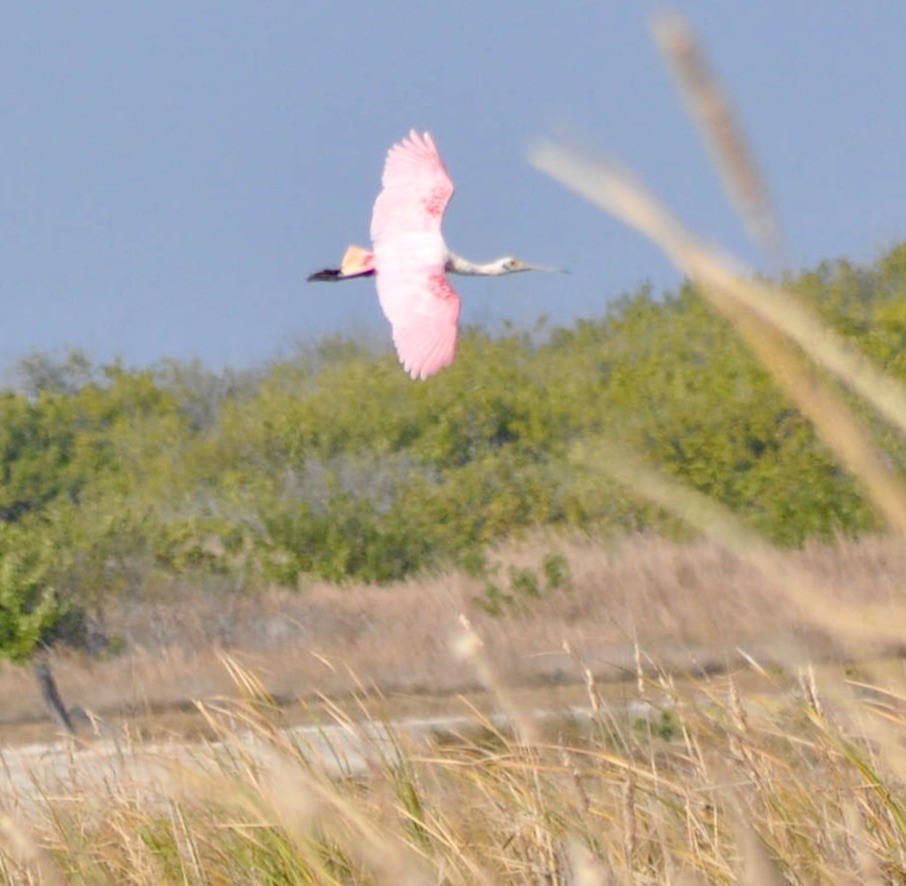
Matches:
[[308, 131, 564, 380]]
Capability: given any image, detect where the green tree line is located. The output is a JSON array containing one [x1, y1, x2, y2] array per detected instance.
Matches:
[[3, 243, 906, 659]]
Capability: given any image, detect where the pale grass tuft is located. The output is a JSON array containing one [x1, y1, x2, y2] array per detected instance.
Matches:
[[0, 813, 64, 885]]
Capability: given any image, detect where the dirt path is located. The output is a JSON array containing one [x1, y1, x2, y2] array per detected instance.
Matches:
[[0, 664, 783, 806]]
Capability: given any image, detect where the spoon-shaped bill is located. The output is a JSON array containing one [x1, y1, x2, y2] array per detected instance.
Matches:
[[522, 261, 569, 273]]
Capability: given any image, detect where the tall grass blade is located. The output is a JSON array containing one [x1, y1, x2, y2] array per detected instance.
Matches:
[[528, 141, 906, 443], [530, 142, 906, 537], [652, 8, 788, 270]]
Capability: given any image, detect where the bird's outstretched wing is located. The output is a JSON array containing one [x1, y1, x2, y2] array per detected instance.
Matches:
[[371, 131, 454, 240], [370, 131, 461, 380]]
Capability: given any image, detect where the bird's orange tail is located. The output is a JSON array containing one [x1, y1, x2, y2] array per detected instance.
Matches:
[[340, 245, 375, 276]]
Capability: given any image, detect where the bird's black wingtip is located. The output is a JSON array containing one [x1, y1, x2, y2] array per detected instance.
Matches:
[[306, 268, 342, 282]]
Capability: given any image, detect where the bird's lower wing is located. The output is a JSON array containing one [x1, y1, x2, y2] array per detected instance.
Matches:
[[376, 266, 461, 380]]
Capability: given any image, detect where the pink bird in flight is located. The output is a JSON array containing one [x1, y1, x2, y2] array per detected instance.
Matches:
[[308, 131, 564, 380]]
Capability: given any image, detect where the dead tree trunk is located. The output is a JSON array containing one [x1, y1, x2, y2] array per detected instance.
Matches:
[[32, 656, 75, 735]]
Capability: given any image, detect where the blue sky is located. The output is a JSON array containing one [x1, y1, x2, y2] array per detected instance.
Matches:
[[3, 3, 905, 370]]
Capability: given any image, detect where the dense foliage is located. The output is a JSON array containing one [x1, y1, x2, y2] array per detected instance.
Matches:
[[3, 243, 906, 658]]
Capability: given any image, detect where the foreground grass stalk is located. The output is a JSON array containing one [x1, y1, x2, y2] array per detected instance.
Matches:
[[528, 141, 906, 446], [530, 143, 906, 540], [652, 9, 788, 271], [570, 439, 906, 649]]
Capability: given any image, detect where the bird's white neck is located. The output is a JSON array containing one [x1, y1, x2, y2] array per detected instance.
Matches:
[[446, 252, 508, 276]]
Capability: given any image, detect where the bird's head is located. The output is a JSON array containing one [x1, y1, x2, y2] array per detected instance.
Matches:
[[494, 256, 567, 275]]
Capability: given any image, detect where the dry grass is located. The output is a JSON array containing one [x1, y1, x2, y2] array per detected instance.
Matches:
[[2, 585, 906, 883], [1, 532, 904, 746]]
